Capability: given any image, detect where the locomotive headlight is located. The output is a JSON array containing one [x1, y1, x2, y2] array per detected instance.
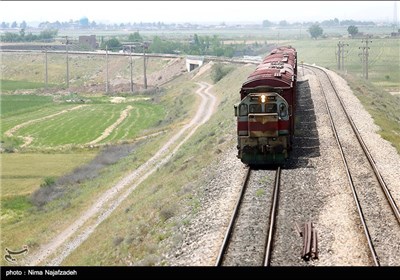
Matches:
[[261, 95, 266, 103]]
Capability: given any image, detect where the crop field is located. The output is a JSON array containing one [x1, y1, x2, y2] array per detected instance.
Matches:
[[0, 72, 197, 267], [12, 102, 162, 147], [0, 94, 53, 116], [0, 80, 54, 92], [1, 93, 167, 223]]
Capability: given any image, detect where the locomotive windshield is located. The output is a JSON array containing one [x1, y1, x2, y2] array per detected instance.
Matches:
[[265, 103, 277, 113], [249, 104, 262, 113], [239, 104, 248, 116], [238, 92, 288, 118]]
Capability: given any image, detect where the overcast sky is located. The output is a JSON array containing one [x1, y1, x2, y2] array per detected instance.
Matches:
[[0, 1, 398, 24]]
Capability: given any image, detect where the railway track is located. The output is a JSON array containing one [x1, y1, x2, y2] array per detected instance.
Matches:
[[305, 65, 400, 266], [215, 167, 281, 266]]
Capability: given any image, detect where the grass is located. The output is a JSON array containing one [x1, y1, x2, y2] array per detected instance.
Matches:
[[58, 45, 400, 265], [1, 153, 96, 198], [0, 151, 97, 234], [60, 63, 253, 265], [343, 73, 400, 153], [1, 95, 166, 149], [100, 102, 165, 143], [0, 132, 169, 266], [0, 94, 53, 117], [0, 63, 200, 266], [287, 38, 400, 92], [1, 29, 398, 265], [0, 80, 56, 92], [286, 37, 399, 154]]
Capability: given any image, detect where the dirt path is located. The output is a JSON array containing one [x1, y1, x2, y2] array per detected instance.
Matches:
[[87, 105, 133, 145], [4, 105, 87, 147], [24, 82, 217, 266]]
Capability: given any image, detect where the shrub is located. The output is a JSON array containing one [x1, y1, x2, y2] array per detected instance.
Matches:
[[211, 63, 233, 83], [41, 176, 56, 188]]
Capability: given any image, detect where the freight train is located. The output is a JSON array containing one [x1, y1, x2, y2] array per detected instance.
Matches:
[[234, 46, 297, 165]]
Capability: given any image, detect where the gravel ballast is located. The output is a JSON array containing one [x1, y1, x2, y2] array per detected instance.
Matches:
[[160, 66, 400, 266]]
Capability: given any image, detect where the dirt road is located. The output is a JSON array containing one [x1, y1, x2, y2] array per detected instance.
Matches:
[[24, 82, 217, 266]]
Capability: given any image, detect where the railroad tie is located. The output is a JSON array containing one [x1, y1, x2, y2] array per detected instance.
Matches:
[[295, 221, 318, 261]]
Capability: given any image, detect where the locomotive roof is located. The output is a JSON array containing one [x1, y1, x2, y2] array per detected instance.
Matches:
[[240, 46, 297, 93]]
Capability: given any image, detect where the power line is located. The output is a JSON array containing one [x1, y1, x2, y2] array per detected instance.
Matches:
[[41, 46, 53, 90], [122, 42, 150, 92], [336, 41, 348, 71], [123, 44, 136, 93], [106, 44, 109, 94], [143, 42, 149, 90], [359, 36, 372, 79], [62, 36, 73, 88]]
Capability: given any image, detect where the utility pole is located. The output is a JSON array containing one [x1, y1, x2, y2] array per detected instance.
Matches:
[[106, 44, 109, 94], [341, 42, 349, 72], [358, 47, 365, 78], [62, 36, 72, 88], [360, 37, 372, 79], [41, 46, 52, 90], [123, 44, 136, 93], [143, 42, 148, 90], [130, 45, 134, 93], [337, 41, 342, 70], [336, 41, 348, 71]]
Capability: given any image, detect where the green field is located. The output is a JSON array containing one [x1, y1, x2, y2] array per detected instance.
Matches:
[[1, 95, 165, 148], [0, 73, 197, 267], [0, 80, 55, 92], [1, 153, 96, 198], [0, 93, 53, 116], [289, 38, 400, 92]]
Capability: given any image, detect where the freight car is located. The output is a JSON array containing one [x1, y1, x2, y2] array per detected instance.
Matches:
[[234, 46, 297, 165]]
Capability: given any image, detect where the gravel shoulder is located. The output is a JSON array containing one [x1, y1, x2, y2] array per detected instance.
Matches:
[[326, 69, 400, 210]]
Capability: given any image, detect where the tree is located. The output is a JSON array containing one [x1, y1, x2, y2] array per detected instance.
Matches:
[[333, 18, 340, 26], [11, 21, 17, 28], [308, 23, 323, 39], [39, 29, 58, 39], [102, 38, 121, 51], [347, 25, 359, 38], [279, 20, 288, 27], [262, 19, 274, 27], [20, 21, 27, 29], [19, 28, 25, 38], [128, 31, 143, 42]]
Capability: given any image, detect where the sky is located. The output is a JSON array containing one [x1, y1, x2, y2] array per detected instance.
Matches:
[[0, 1, 398, 25]]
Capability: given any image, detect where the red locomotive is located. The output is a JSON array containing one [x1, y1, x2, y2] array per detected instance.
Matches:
[[234, 46, 297, 165]]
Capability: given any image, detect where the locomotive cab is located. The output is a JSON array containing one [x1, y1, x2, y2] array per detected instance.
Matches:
[[235, 92, 290, 165]]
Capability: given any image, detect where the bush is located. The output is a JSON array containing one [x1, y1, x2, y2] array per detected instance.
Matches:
[[41, 176, 56, 188], [211, 63, 233, 83], [159, 205, 176, 222]]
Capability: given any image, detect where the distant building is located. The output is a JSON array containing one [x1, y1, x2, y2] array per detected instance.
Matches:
[[391, 29, 400, 37], [78, 35, 98, 49]]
